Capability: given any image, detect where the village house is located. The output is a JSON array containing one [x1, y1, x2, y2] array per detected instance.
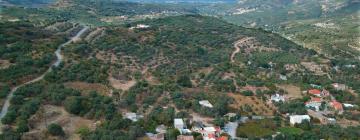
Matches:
[[305, 97, 322, 111], [330, 100, 343, 114], [200, 127, 218, 140], [332, 83, 347, 91], [177, 135, 194, 140], [343, 103, 356, 108], [174, 118, 186, 130], [224, 113, 237, 121], [147, 133, 165, 140], [289, 115, 311, 125], [280, 74, 287, 81], [307, 89, 329, 97], [156, 125, 167, 134], [271, 94, 285, 103], [125, 112, 143, 122], [199, 100, 213, 108]]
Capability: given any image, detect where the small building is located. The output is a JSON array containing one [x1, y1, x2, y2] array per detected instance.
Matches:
[[224, 113, 237, 121], [343, 103, 356, 108], [327, 118, 336, 124], [156, 125, 167, 134], [332, 83, 346, 91], [201, 127, 217, 140], [308, 89, 322, 97], [271, 94, 285, 103], [174, 118, 185, 130], [280, 74, 287, 81], [177, 135, 194, 140], [305, 97, 322, 111], [125, 112, 143, 122], [289, 115, 311, 125], [147, 133, 165, 140], [330, 100, 343, 114], [199, 100, 213, 108]]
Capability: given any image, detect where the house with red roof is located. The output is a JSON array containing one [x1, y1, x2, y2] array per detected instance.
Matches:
[[305, 97, 322, 111], [308, 89, 322, 97], [330, 100, 343, 114]]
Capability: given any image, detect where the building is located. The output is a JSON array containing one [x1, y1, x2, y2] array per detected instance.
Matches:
[[330, 100, 343, 114], [343, 103, 356, 108], [280, 74, 287, 80], [174, 118, 185, 130], [125, 112, 143, 122], [289, 115, 311, 125], [156, 125, 167, 134], [199, 100, 213, 108], [201, 127, 217, 140], [177, 135, 194, 140], [147, 133, 165, 140], [308, 89, 322, 97], [305, 97, 322, 111], [271, 94, 285, 103], [332, 83, 346, 91]]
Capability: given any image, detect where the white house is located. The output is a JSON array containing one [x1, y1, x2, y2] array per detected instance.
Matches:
[[201, 127, 217, 140], [343, 103, 356, 108], [332, 83, 346, 91], [289, 115, 311, 125], [174, 118, 185, 130], [271, 94, 285, 102], [280, 75, 287, 81], [199, 100, 213, 108], [125, 112, 143, 122]]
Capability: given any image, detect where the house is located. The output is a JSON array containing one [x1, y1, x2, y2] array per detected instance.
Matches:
[[289, 115, 311, 125], [201, 127, 217, 140], [280, 74, 287, 80], [271, 94, 285, 102], [330, 100, 343, 114], [125, 112, 143, 122], [156, 125, 167, 134], [147, 133, 165, 140], [332, 83, 346, 91], [343, 103, 356, 108], [305, 97, 322, 111], [199, 100, 213, 108], [177, 135, 194, 140], [310, 84, 322, 89], [327, 118, 336, 124], [224, 113, 237, 121], [174, 119, 185, 130], [217, 136, 228, 140], [308, 89, 329, 97], [308, 89, 322, 97]]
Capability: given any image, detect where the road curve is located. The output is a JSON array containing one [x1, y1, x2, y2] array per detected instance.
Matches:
[[0, 26, 89, 125]]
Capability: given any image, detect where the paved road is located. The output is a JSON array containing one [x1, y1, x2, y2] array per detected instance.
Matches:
[[0, 26, 88, 131]]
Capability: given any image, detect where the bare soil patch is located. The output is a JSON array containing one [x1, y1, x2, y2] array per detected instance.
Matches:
[[276, 84, 303, 100], [24, 105, 96, 140], [0, 59, 11, 69], [109, 76, 136, 91], [228, 93, 275, 116], [64, 82, 109, 96]]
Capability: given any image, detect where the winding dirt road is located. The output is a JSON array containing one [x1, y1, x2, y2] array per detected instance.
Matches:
[[230, 37, 254, 63], [0, 26, 89, 130]]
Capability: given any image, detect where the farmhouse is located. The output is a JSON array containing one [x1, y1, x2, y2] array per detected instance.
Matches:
[[271, 94, 285, 102], [174, 118, 185, 130], [199, 100, 213, 108], [308, 89, 322, 97], [125, 112, 143, 122], [305, 97, 322, 111], [289, 115, 311, 125], [330, 100, 343, 114], [332, 83, 346, 91]]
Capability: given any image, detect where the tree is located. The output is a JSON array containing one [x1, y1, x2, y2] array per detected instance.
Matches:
[[48, 123, 65, 136], [176, 75, 192, 87]]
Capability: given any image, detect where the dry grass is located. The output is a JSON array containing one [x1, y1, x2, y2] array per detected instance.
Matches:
[[228, 93, 275, 116], [276, 84, 303, 100], [64, 81, 109, 96], [109, 76, 136, 91], [0, 59, 12, 69], [24, 105, 96, 140]]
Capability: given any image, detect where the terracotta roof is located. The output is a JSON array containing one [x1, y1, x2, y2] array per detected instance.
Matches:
[[311, 97, 322, 102], [331, 100, 343, 110], [308, 89, 321, 95], [217, 136, 228, 140]]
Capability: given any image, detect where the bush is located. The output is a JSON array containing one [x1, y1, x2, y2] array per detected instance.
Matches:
[[241, 90, 254, 96], [48, 123, 65, 136]]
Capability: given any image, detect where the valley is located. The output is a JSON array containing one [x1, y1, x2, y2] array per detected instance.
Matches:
[[0, 0, 359, 140]]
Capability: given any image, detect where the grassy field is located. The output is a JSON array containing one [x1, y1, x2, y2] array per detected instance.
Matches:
[[278, 127, 303, 135], [236, 119, 275, 138]]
